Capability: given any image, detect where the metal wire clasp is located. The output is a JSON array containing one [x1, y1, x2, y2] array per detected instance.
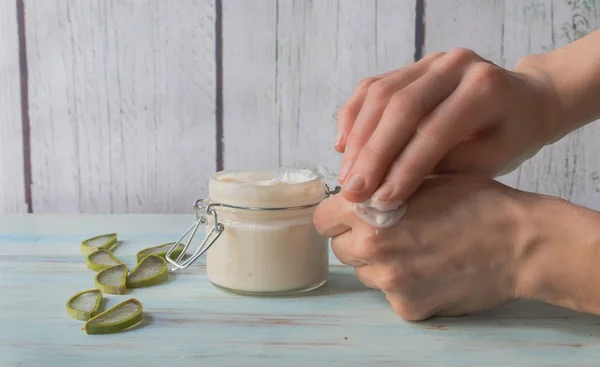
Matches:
[[165, 184, 341, 271]]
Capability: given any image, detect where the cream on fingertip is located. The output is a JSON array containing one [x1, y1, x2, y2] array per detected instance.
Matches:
[[353, 198, 407, 228]]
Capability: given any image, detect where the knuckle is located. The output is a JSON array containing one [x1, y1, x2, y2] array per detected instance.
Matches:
[[352, 241, 380, 262], [447, 47, 479, 63], [345, 130, 365, 150], [330, 238, 345, 261], [389, 92, 422, 118], [360, 141, 386, 162], [391, 301, 428, 321], [377, 266, 406, 291], [414, 121, 441, 146], [312, 205, 328, 234], [352, 231, 386, 261], [421, 51, 446, 63], [355, 268, 378, 289], [337, 105, 354, 124], [366, 79, 395, 101], [466, 62, 506, 96], [356, 76, 379, 92], [432, 47, 478, 73]]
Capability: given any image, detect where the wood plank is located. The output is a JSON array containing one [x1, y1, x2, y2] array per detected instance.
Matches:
[[276, 0, 339, 182], [222, 0, 278, 170], [0, 0, 27, 213], [3, 214, 600, 366], [423, 0, 521, 187], [516, 0, 600, 210], [424, 0, 505, 61], [277, 0, 416, 183], [26, 0, 216, 214]]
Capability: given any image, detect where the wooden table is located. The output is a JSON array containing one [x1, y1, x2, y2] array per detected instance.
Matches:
[[1, 214, 600, 366]]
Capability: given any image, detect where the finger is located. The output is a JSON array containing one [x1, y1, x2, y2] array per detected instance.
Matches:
[[354, 265, 381, 289], [335, 77, 378, 153], [331, 231, 366, 267], [340, 63, 465, 204], [338, 53, 445, 183], [313, 194, 355, 238], [338, 66, 425, 182], [385, 292, 433, 321], [375, 63, 508, 206], [334, 56, 442, 153]]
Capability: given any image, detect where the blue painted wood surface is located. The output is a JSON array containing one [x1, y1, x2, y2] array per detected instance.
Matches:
[[1, 214, 600, 366]]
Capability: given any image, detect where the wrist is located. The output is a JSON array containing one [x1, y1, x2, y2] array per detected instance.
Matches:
[[513, 55, 565, 145], [514, 30, 600, 144], [513, 192, 600, 314]]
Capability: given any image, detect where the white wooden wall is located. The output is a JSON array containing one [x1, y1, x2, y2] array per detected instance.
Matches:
[[1, 0, 599, 214]]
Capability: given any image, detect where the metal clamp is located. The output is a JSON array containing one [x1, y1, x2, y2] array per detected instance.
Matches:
[[165, 184, 340, 271]]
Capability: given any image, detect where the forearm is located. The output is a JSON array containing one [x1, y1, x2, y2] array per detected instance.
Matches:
[[515, 29, 600, 142], [516, 193, 600, 315]]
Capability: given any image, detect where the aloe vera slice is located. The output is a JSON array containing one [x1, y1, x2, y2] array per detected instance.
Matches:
[[94, 264, 128, 295], [86, 249, 124, 272], [81, 233, 118, 255], [136, 242, 185, 263], [83, 298, 143, 335], [66, 289, 103, 321], [127, 255, 168, 288]]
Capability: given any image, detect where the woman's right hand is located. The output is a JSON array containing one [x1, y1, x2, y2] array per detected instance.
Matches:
[[334, 48, 560, 209]]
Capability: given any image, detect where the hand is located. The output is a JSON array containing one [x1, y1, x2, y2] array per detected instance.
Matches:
[[314, 175, 537, 320], [334, 48, 558, 209]]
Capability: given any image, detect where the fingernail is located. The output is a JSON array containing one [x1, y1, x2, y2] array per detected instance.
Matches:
[[343, 173, 365, 193], [373, 181, 394, 201], [339, 161, 352, 180], [334, 131, 344, 147]]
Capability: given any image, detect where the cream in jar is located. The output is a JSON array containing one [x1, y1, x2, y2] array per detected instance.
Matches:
[[203, 168, 329, 295]]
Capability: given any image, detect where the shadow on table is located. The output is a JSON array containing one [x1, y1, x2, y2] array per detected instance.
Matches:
[[421, 300, 600, 340], [284, 266, 377, 298]]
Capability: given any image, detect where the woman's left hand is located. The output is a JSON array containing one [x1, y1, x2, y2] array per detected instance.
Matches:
[[313, 175, 539, 320]]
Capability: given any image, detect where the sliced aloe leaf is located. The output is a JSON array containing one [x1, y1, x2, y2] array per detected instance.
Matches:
[[127, 255, 168, 288], [86, 249, 124, 272], [94, 264, 128, 295], [66, 289, 103, 321], [136, 242, 185, 263], [81, 233, 118, 255], [83, 298, 143, 335]]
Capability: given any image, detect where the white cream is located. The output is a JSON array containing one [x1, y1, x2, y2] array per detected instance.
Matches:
[[206, 168, 328, 295], [216, 169, 317, 186], [353, 198, 407, 228]]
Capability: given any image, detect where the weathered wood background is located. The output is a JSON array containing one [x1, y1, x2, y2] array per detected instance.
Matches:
[[1, 0, 599, 214]]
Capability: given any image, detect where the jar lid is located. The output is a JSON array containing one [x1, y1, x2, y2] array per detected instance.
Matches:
[[209, 167, 326, 208]]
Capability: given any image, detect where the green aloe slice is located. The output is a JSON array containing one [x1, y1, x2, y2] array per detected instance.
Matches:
[[81, 233, 118, 255], [66, 289, 103, 321], [94, 264, 128, 295], [83, 298, 143, 335], [86, 249, 124, 272], [136, 242, 185, 263], [127, 255, 168, 288]]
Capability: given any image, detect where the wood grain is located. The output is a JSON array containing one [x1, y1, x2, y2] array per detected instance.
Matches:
[[0, 0, 27, 214], [26, 0, 216, 214], [2, 214, 600, 366], [224, 0, 415, 183], [2, 0, 600, 213], [424, 0, 505, 61], [221, 0, 278, 170], [516, 0, 600, 211]]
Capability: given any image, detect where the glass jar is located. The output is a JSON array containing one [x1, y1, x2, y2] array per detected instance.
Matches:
[[166, 168, 338, 296]]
